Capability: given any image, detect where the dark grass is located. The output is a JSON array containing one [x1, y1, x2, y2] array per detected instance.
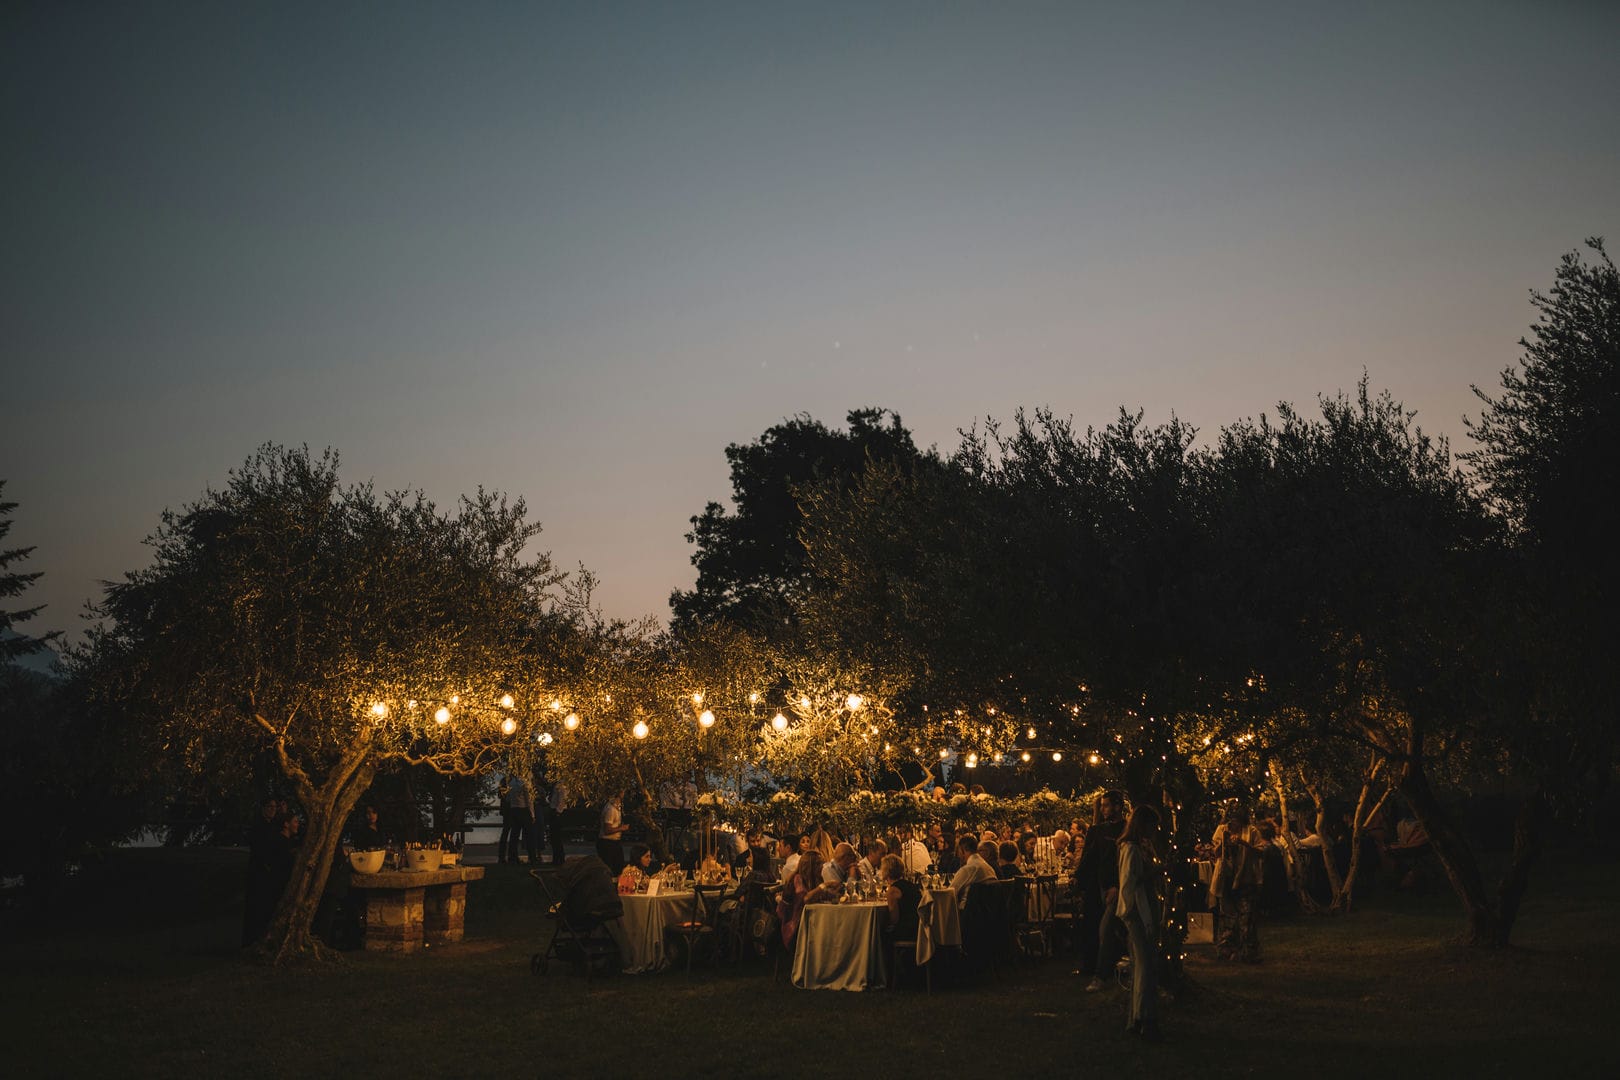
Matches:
[[4, 850, 1618, 1079]]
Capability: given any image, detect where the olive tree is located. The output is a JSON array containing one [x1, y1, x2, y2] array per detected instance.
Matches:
[[84, 445, 564, 964]]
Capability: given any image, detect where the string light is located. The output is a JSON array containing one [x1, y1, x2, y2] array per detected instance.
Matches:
[[550, 699, 563, 711], [499, 717, 517, 736], [370, 702, 388, 718], [537, 731, 553, 746], [632, 720, 649, 739], [1021, 751, 1032, 763], [748, 692, 760, 704], [772, 713, 789, 731], [450, 695, 459, 705], [1088, 753, 1100, 765], [699, 709, 716, 728], [434, 707, 451, 725], [846, 694, 864, 711], [564, 712, 580, 730], [692, 692, 704, 705], [799, 695, 811, 710], [500, 694, 515, 709], [1052, 751, 1063, 762]]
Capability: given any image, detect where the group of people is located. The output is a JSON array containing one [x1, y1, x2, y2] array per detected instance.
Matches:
[[498, 774, 574, 866]]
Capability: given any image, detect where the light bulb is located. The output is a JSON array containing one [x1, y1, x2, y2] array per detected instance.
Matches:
[[939, 749, 949, 760], [846, 694, 863, 711], [1088, 753, 1101, 765], [1052, 751, 1063, 762], [500, 717, 517, 736], [537, 731, 553, 746], [370, 702, 388, 718], [748, 692, 760, 704], [692, 692, 704, 705], [632, 720, 649, 739], [563, 712, 580, 730], [1028, 727, 1037, 739], [798, 695, 811, 710], [550, 699, 563, 712], [699, 709, 715, 728], [772, 713, 788, 731], [1021, 751, 1031, 763], [434, 707, 450, 725]]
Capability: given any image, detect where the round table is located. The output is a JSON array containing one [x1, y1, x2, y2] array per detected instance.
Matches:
[[619, 890, 697, 973], [792, 901, 887, 991]]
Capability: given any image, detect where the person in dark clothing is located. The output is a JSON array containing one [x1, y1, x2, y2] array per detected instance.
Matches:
[[242, 797, 282, 947], [349, 803, 386, 850], [1076, 790, 1126, 984], [880, 855, 921, 945]]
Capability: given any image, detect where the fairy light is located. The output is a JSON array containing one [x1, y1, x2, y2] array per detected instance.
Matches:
[[632, 720, 649, 739], [434, 707, 451, 725], [499, 717, 517, 736], [748, 692, 760, 704], [846, 694, 864, 711], [550, 699, 563, 712], [563, 712, 580, 730], [699, 709, 716, 728], [692, 692, 704, 705], [1021, 751, 1032, 763], [500, 693, 515, 709], [370, 702, 388, 718], [537, 731, 553, 746], [1051, 751, 1063, 762], [772, 713, 789, 731]]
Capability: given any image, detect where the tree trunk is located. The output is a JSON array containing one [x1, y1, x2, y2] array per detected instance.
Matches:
[[1397, 744, 1502, 946], [254, 753, 376, 966], [1495, 785, 1548, 942]]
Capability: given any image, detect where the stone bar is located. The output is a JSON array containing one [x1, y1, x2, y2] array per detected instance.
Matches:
[[350, 865, 486, 953]]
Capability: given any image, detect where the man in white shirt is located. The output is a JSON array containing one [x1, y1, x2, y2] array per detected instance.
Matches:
[[855, 839, 887, 881], [949, 833, 997, 907], [899, 828, 933, 876]]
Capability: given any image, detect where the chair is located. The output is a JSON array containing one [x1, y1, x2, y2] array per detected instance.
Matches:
[[889, 936, 931, 993], [1014, 875, 1059, 959], [529, 869, 618, 981], [666, 883, 727, 975], [960, 880, 1016, 979]]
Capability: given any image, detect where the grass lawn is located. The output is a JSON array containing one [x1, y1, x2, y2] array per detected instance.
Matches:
[[4, 849, 1617, 1079]]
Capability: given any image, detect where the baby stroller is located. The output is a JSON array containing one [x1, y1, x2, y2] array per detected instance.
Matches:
[[530, 860, 622, 980]]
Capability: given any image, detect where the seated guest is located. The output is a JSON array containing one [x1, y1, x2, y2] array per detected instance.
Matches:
[[950, 833, 997, 906], [777, 850, 827, 946], [880, 855, 921, 944], [935, 830, 964, 876], [823, 842, 859, 885], [997, 841, 1021, 879], [618, 844, 653, 893], [899, 827, 933, 876], [778, 835, 803, 886], [856, 839, 888, 881], [1051, 829, 1073, 867]]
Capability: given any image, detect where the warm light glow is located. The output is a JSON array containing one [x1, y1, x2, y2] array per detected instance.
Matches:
[[434, 707, 451, 725], [698, 709, 716, 728], [1052, 751, 1063, 762], [500, 717, 517, 736], [550, 699, 563, 712], [370, 702, 388, 718], [846, 693, 863, 711], [939, 749, 950, 759], [407, 699, 418, 709], [537, 731, 553, 745], [563, 712, 580, 730], [632, 720, 649, 739], [798, 695, 811, 710], [771, 712, 789, 731], [1088, 753, 1101, 765], [965, 752, 978, 767], [1027, 726, 1037, 739], [993, 752, 1004, 763], [692, 692, 704, 705], [1021, 751, 1032, 763], [748, 692, 760, 704], [500, 693, 515, 710], [450, 694, 459, 705]]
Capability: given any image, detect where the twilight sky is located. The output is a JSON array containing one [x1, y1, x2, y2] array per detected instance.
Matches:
[[4, 1, 1617, 638]]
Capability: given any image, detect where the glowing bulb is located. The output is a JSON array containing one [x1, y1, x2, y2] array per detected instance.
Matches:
[[798, 695, 811, 710], [772, 713, 788, 731], [370, 702, 388, 718], [912, 747, 921, 756], [1051, 751, 1063, 762], [699, 709, 715, 728], [939, 749, 950, 760], [500, 693, 515, 710], [846, 694, 863, 711], [1027, 727, 1037, 739], [434, 707, 451, 725], [450, 695, 459, 705], [632, 720, 649, 739], [993, 753, 1003, 763], [1021, 751, 1032, 763], [537, 731, 553, 746], [550, 699, 563, 712], [748, 692, 760, 704], [965, 752, 978, 768], [500, 717, 517, 736], [563, 712, 580, 730], [1088, 753, 1101, 765], [692, 692, 704, 705]]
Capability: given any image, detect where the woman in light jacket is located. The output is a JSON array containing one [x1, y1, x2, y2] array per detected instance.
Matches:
[[1116, 804, 1163, 1041]]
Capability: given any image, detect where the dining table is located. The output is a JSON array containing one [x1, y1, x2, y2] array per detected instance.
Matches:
[[792, 900, 888, 991], [618, 888, 698, 973]]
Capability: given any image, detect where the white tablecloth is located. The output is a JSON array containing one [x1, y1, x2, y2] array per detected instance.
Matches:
[[619, 891, 696, 973], [916, 887, 960, 964], [792, 901, 887, 991]]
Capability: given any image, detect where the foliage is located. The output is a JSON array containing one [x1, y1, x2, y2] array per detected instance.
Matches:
[[0, 480, 60, 662], [670, 407, 933, 636], [80, 445, 568, 962]]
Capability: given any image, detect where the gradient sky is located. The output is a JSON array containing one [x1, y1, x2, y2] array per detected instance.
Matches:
[[4, 1, 1617, 638]]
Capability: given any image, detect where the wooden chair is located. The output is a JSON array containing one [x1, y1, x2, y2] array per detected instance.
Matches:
[[889, 935, 931, 993], [666, 884, 727, 975]]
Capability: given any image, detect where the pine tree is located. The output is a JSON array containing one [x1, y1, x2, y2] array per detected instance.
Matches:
[[0, 480, 59, 661]]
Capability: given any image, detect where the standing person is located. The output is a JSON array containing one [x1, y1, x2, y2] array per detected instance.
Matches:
[[511, 773, 539, 864], [547, 781, 571, 865], [242, 796, 281, 947], [597, 791, 628, 874], [1211, 803, 1267, 962], [1078, 790, 1127, 989], [496, 774, 516, 864], [1116, 805, 1163, 1041]]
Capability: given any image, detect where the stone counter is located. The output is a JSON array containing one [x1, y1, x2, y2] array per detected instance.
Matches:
[[350, 865, 486, 952]]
